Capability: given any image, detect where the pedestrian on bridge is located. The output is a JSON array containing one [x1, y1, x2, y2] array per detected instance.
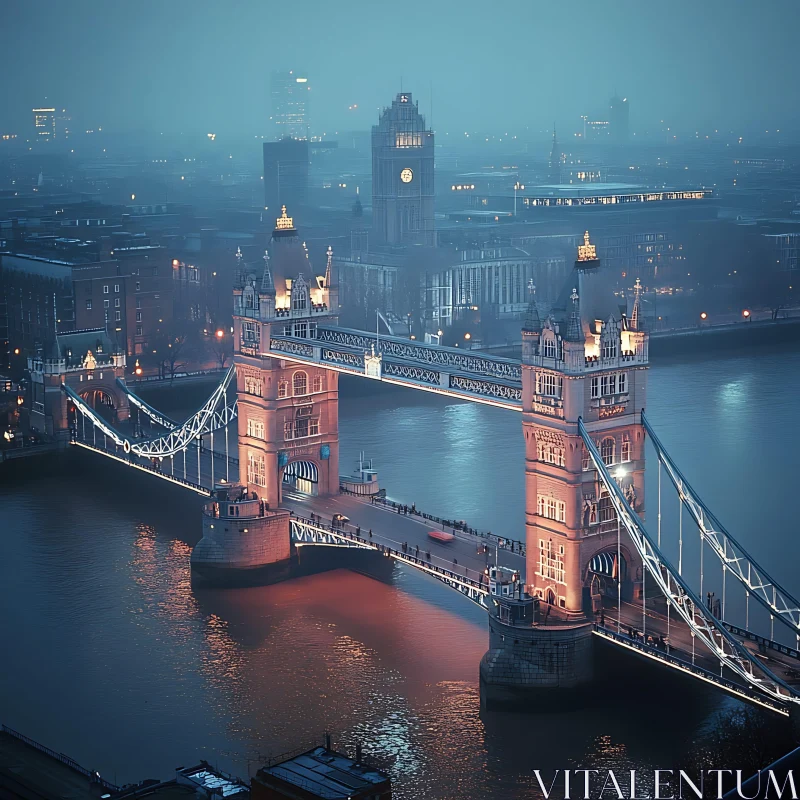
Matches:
[[369, 529, 372, 539], [356, 525, 361, 537]]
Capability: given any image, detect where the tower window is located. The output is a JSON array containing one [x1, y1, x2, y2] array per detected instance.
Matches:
[[278, 380, 288, 398], [292, 371, 308, 396], [601, 437, 615, 466]]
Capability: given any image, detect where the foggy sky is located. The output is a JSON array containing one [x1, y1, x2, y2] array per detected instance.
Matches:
[[2, 0, 799, 140]]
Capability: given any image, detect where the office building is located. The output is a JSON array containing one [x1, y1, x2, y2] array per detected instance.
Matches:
[[263, 138, 310, 213], [270, 70, 310, 140], [610, 94, 629, 143], [32, 107, 56, 141]]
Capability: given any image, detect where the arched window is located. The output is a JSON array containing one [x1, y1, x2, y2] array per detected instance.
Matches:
[[278, 380, 288, 398], [601, 437, 615, 466], [292, 371, 308, 396], [312, 375, 323, 393]]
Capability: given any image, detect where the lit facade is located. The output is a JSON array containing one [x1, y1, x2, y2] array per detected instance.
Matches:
[[232, 213, 340, 507], [372, 92, 435, 246], [521, 239, 647, 615], [270, 70, 310, 140], [33, 108, 56, 141]]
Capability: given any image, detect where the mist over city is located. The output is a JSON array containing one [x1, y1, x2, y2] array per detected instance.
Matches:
[[2, 2, 800, 799]]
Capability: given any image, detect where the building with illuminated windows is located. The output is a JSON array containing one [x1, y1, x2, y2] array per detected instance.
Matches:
[[263, 138, 309, 214], [371, 92, 435, 246], [270, 70, 310, 140], [32, 107, 56, 141], [609, 94, 629, 143]]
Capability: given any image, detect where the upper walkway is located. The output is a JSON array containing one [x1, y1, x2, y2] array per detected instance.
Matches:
[[265, 325, 523, 410]]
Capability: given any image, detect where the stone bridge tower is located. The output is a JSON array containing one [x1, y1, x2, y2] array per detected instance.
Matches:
[[233, 220, 340, 508], [28, 328, 129, 441], [521, 237, 648, 618]]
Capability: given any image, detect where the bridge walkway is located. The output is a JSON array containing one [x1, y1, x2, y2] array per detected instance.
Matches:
[[284, 489, 526, 585], [607, 600, 800, 694]]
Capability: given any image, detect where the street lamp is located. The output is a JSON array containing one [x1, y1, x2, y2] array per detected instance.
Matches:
[[464, 332, 471, 340], [216, 329, 224, 339], [742, 309, 751, 321], [700, 312, 708, 321]]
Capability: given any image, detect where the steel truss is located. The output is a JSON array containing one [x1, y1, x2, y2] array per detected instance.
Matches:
[[316, 326, 522, 381], [290, 518, 491, 608], [64, 364, 238, 459], [578, 418, 800, 710], [642, 411, 800, 641]]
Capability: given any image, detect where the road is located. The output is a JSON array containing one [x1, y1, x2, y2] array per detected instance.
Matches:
[[284, 488, 526, 584]]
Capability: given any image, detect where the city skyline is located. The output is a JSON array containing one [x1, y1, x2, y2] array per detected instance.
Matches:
[[2, 0, 800, 140]]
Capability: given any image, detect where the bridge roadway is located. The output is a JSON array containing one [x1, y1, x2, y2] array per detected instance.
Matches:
[[283, 488, 527, 583]]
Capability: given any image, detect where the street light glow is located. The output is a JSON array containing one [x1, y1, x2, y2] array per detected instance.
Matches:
[[216, 329, 224, 338], [743, 309, 751, 318], [700, 312, 708, 320]]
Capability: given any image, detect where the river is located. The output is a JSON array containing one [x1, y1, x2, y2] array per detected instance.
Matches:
[[1, 342, 798, 797]]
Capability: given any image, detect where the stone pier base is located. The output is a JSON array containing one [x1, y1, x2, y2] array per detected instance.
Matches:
[[480, 612, 595, 711]]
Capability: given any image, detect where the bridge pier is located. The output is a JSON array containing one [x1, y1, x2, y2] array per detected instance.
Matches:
[[479, 595, 594, 710], [191, 483, 294, 586]]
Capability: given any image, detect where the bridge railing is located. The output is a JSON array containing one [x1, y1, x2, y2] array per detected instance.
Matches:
[[339, 490, 527, 557], [580, 417, 800, 710], [1, 725, 121, 791], [290, 512, 491, 603], [593, 626, 790, 715]]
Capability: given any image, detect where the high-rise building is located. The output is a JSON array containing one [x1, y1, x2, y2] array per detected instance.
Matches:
[[371, 92, 435, 247], [270, 70, 310, 140], [32, 107, 56, 141], [263, 138, 309, 213], [548, 125, 561, 184], [609, 94, 629, 143]]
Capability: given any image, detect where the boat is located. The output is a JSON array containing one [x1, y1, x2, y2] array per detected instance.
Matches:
[[339, 452, 380, 496], [428, 530, 455, 543]]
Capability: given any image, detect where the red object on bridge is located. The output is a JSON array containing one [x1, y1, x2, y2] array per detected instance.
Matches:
[[428, 530, 455, 543]]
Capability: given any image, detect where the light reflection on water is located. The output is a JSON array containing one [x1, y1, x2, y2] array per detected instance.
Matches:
[[1, 343, 798, 797]]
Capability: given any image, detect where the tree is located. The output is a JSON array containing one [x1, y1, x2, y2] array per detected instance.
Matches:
[[151, 319, 199, 380], [210, 328, 232, 369]]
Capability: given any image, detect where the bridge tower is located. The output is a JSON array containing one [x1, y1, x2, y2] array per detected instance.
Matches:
[[28, 328, 129, 441], [233, 224, 340, 508], [521, 234, 648, 618]]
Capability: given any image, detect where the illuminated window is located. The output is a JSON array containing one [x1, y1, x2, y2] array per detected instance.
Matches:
[[537, 496, 566, 523], [538, 440, 565, 467], [247, 452, 266, 487], [244, 376, 262, 396], [247, 418, 265, 439], [538, 538, 565, 583], [602, 335, 618, 360], [601, 437, 615, 466], [535, 372, 561, 397], [543, 337, 557, 359], [621, 435, 631, 463], [598, 490, 616, 523], [292, 371, 308, 396]]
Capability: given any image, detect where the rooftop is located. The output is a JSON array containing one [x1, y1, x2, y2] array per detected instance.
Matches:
[[256, 746, 390, 800]]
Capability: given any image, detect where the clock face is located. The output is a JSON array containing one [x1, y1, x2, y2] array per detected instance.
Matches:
[[400, 168, 413, 183]]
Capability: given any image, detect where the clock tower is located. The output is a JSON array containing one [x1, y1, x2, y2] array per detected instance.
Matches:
[[371, 92, 435, 246]]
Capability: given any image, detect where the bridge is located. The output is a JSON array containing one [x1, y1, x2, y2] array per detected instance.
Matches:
[[21, 233, 800, 717]]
